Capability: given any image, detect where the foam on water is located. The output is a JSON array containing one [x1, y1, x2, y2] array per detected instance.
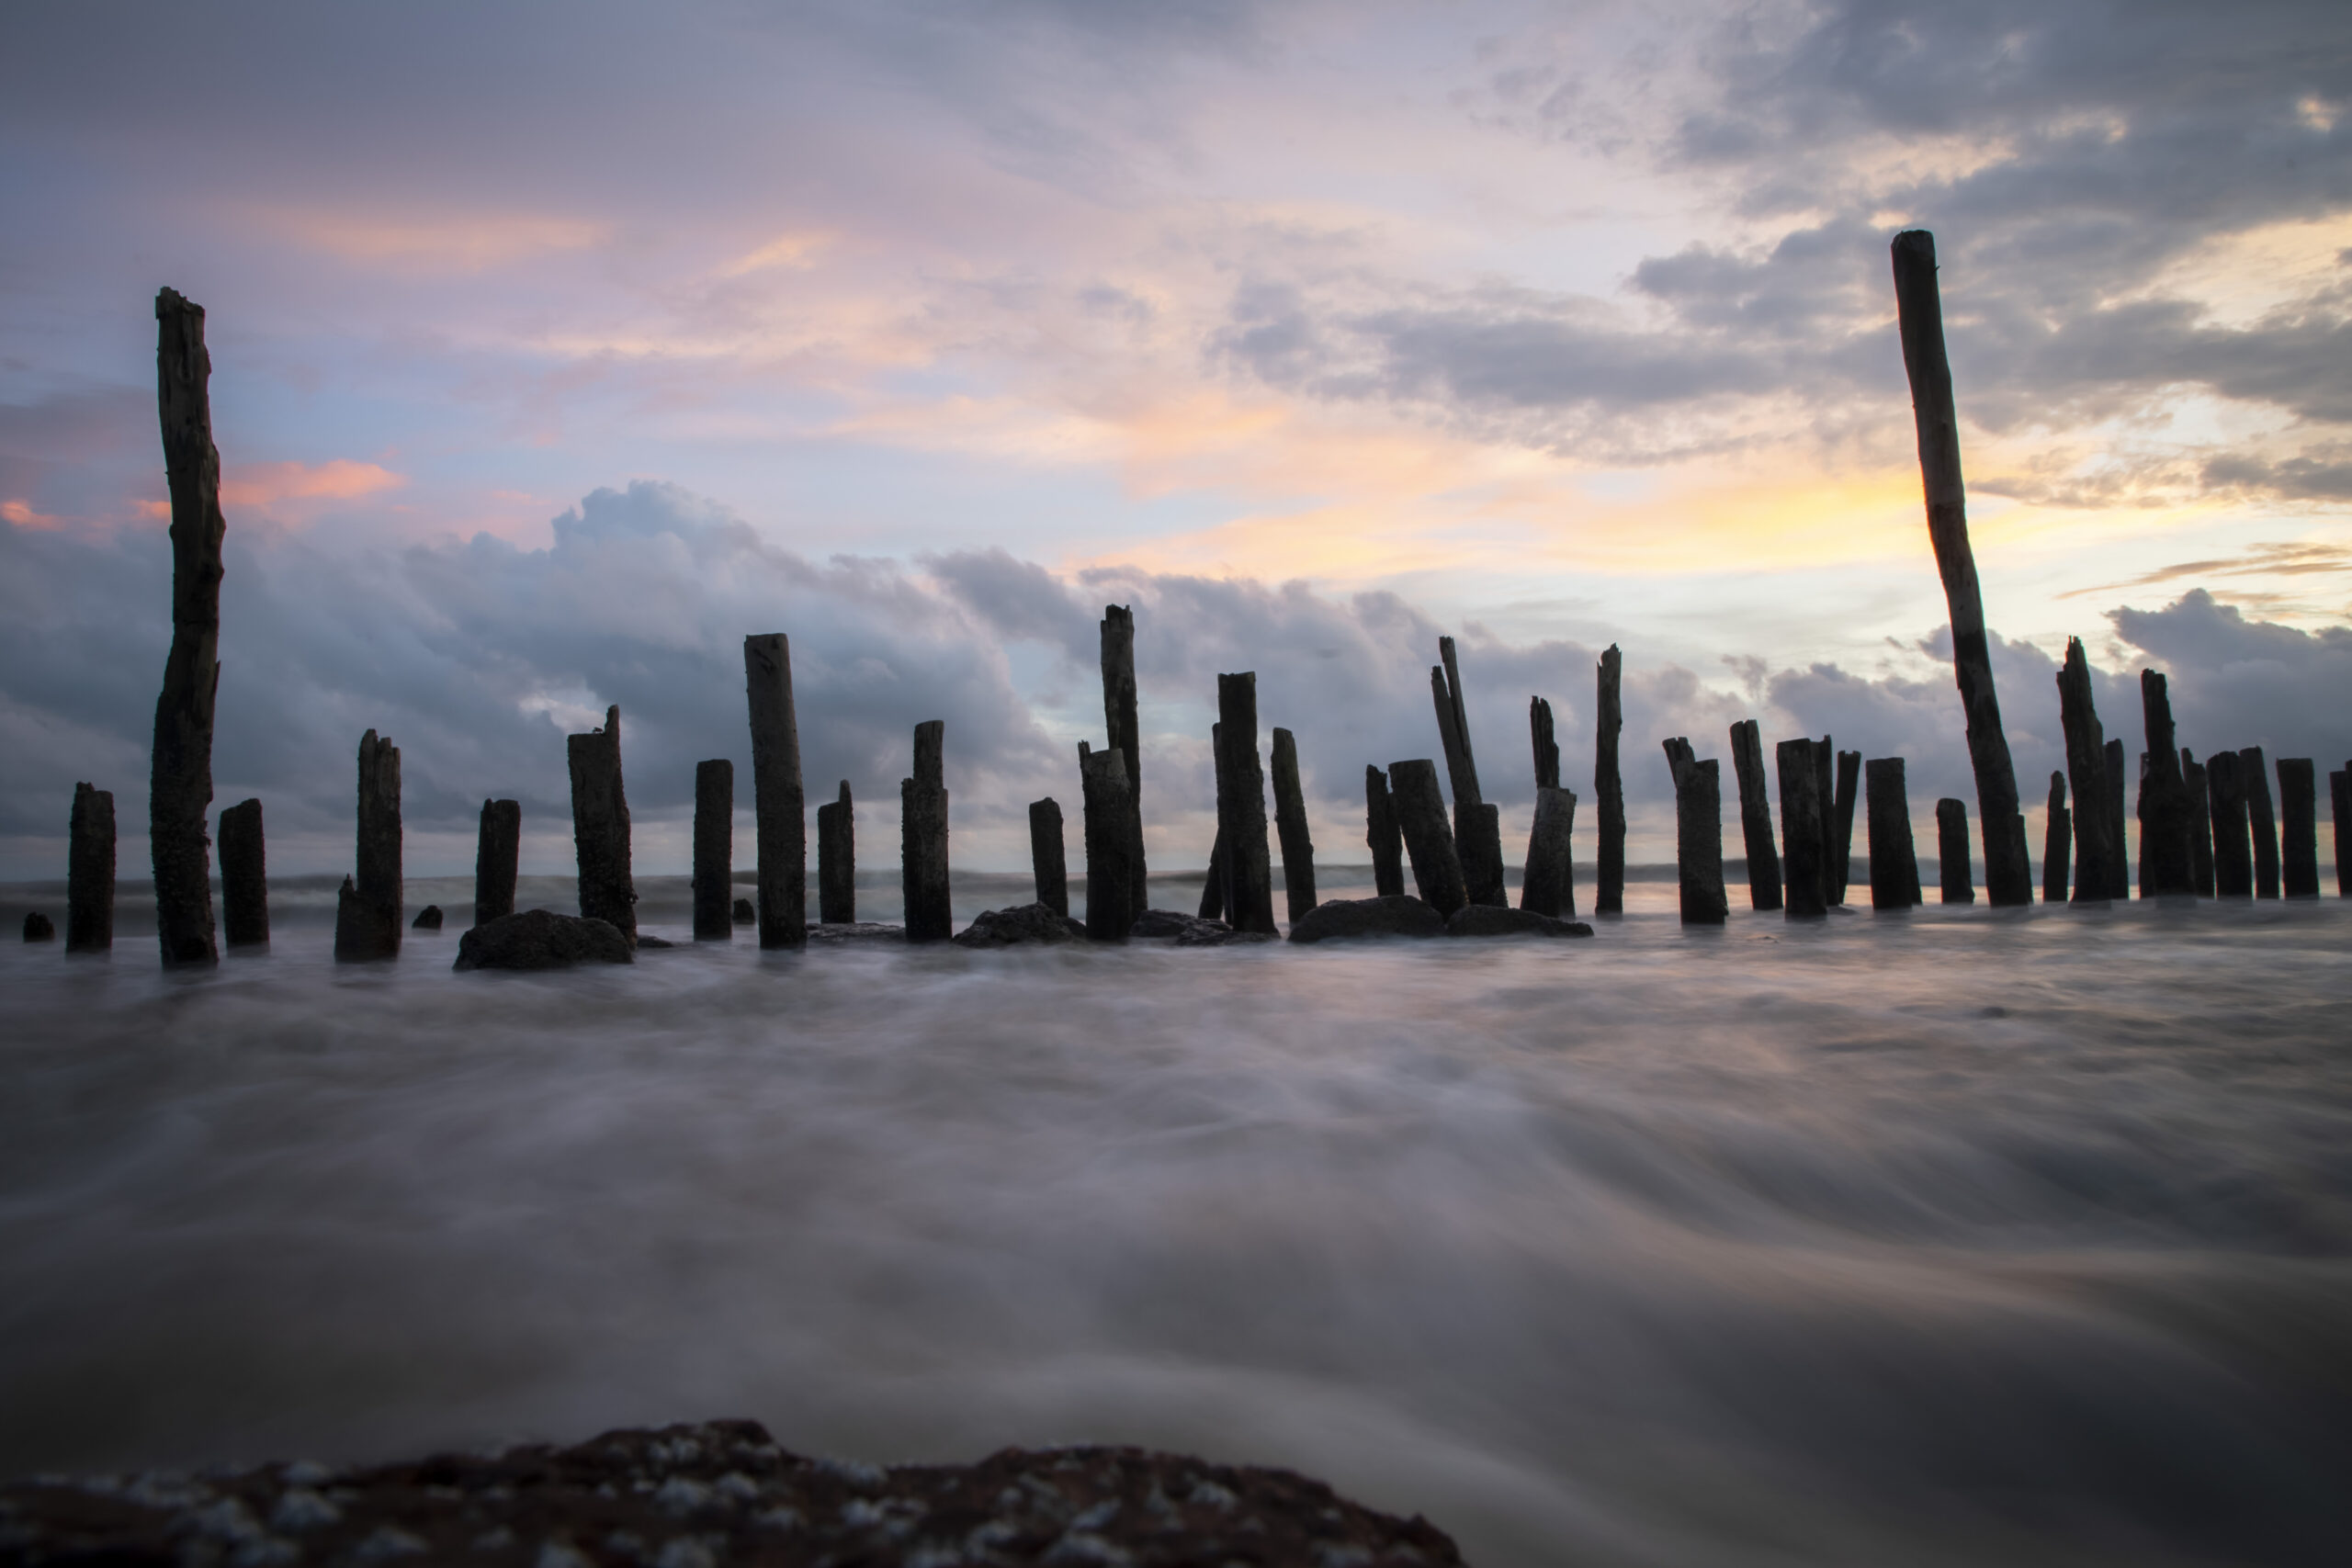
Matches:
[[3, 877, 2348, 1566]]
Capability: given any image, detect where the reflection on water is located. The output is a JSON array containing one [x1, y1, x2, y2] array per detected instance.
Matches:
[[3, 878, 2348, 1566]]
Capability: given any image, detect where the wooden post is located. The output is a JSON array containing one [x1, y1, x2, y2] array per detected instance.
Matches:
[[1867, 759, 1923, 910], [1100, 604, 1148, 917], [1777, 739, 1827, 918], [1198, 723, 1227, 920], [2041, 773, 2071, 904], [474, 798, 520, 926], [744, 634, 806, 949], [1432, 637, 1507, 906], [1662, 739, 1727, 925], [2054, 639, 2114, 904], [693, 761, 734, 939], [817, 780, 854, 924], [1388, 759, 1468, 916], [902, 719, 951, 942], [1215, 675, 1277, 934], [1596, 646, 1626, 915], [1080, 742, 1137, 940], [2182, 750, 2214, 896], [2330, 766, 2349, 897], [2103, 739, 2129, 898], [1364, 765, 1406, 897], [1936, 798, 1974, 904], [1890, 231, 2031, 906], [2209, 750, 2253, 896], [66, 782, 115, 953], [219, 797, 266, 947], [1029, 798, 1069, 917], [568, 706, 636, 943], [1811, 736, 1835, 904], [1520, 785, 1577, 919], [2278, 759, 2319, 897], [1832, 749, 1861, 905], [1270, 727, 1317, 922], [151, 288, 227, 966], [334, 730, 401, 960], [2241, 747, 2280, 898], [1728, 720, 1781, 911], [1530, 697, 1560, 790], [2135, 671, 2195, 896]]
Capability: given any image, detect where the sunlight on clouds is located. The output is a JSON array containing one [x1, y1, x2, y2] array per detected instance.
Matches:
[[1, 500, 65, 531], [2119, 214, 2352, 330], [249, 205, 610, 273], [720, 231, 838, 276], [220, 459, 405, 512]]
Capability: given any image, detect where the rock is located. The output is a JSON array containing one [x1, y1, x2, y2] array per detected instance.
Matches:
[[1131, 908, 1228, 940], [731, 897, 755, 925], [1288, 895, 1445, 943], [23, 911, 55, 942], [636, 934, 674, 949], [808, 921, 908, 945], [453, 908, 633, 972], [0, 1419, 1463, 1568], [953, 903, 1090, 946], [1176, 922, 1275, 946], [1445, 904, 1594, 939], [411, 904, 444, 931]]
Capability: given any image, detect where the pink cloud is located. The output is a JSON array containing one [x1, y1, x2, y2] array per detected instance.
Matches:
[[220, 459, 406, 510], [2, 500, 66, 530]]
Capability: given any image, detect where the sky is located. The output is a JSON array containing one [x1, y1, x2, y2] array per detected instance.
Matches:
[[3, 0, 2349, 880]]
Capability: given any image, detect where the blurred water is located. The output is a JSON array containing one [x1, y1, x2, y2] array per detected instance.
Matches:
[[3, 879, 2348, 1566]]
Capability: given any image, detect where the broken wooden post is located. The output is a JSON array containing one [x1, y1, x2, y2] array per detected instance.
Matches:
[[1811, 736, 1835, 902], [817, 780, 854, 925], [1936, 798, 1974, 904], [1029, 798, 1069, 917], [1531, 697, 1559, 790], [2208, 750, 2253, 897], [1832, 749, 1861, 904], [2277, 758, 2318, 898], [2054, 638, 2114, 903], [475, 798, 520, 926], [1777, 739, 1827, 918], [1596, 646, 1626, 915], [1364, 765, 1406, 897], [1519, 785, 1577, 919], [2041, 773, 2071, 904], [1388, 758, 1468, 916], [1890, 231, 2031, 906], [1866, 759, 1923, 910], [692, 761, 734, 939], [1198, 723, 1227, 921], [334, 730, 401, 961], [744, 635, 807, 948], [2182, 750, 2214, 896], [1080, 742, 1136, 941], [1662, 739, 1727, 926], [2103, 739, 2129, 898], [151, 288, 228, 966], [2241, 747, 2280, 898], [1728, 720, 1782, 911], [1432, 637, 1507, 906], [218, 797, 266, 947], [2135, 671, 2196, 896], [1100, 604, 1148, 918], [1215, 675, 1278, 935], [66, 782, 115, 953], [567, 705, 636, 943], [2331, 766, 2350, 897], [902, 719, 952, 942], [1270, 727, 1317, 922]]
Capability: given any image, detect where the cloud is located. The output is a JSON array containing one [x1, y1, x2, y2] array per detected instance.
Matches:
[[220, 459, 406, 513]]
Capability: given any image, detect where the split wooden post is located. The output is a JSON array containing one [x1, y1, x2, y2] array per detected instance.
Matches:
[[2133, 751, 2151, 897], [2209, 750, 2253, 897], [1388, 759, 1468, 916], [1100, 604, 1148, 918], [2103, 739, 2129, 898], [2330, 766, 2349, 896], [2041, 773, 2071, 904], [1728, 720, 1782, 911], [1832, 749, 1861, 905], [1198, 723, 1227, 921], [567, 706, 637, 943], [1431, 637, 1507, 906], [2054, 639, 2115, 903], [817, 780, 855, 925], [1890, 231, 2031, 906], [2277, 759, 2319, 898], [1662, 739, 1727, 926], [744, 634, 807, 949], [1364, 765, 1406, 897], [66, 783, 115, 953], [151, 288, 228, 967], [474, 798, 520, 926], [693, 761, 735, 939], [1866, 759, 1923, 910], [1531, 697, 1560, 790], [1520, 785, 1577, 919], [334, 730, 401, 961], [219, 798, 266, 947], [1270, 727, 1317, 922], [2241, 747, 2280, 898], [1812, 737, 1836, 902], [2137, 672, 2196, 896], [1936, 798, 1974, 904], [1215, 675, 1278, 935], [2182, 750, 2215, 896], [1029, 798, 1069, 917], [1080, 743, 1137, 941], [902, 720, 952, 942], [1596, 646, 1626, 914], [1776, 739, 1827, 918]]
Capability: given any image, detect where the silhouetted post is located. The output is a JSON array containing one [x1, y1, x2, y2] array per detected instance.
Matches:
[[1832, 749, 1861, 904], [1777, 739, 1827, 918], [1216, 675, 1278, 934], [2041, 773, 2071, 904], [1520, 785, 1577, 919], [219, 797, 266, 947], [1270, 727, 1317, 922], [1388, 758, 1468, 916], [745, 634, 807, 949], [2182, 751, 2214, 896], [475, 798, 520, 926], [1890, 231, 2031, 906], [334, 729, 401, 961], [1080, 743, 1137, 941], [2133, 751, 2151, 897], [1936, 799, 1974, 904], [1596, 646, 1626, 914], [2209, 750, 2252, 896], [1432, 637, 1507, 906], [1198, 722, 1227, 920], [1100, 604, 1148, 917], [2277, 759, 2318, 898], [1728, 720, 1781, 911], [1531, 697, 1559, 789], [1662, 739, 1727, 926], [902, 719, 951, 942], [2054, 638, 2113, 904], [1866, 759, 1923, 910], [2135, 671, 2195, 897], [567, 706, 636, 943], [2103, 739, 2129, 898], [1811, 737, 1835, 901], [1364, 765, 1406, 897], [2331, 767, 2349, 896], [1029, 798, 1069, 917], [66, 782, 115, 953], [817, 780, 854, 924], [691, 761, 734, 939], [151, 288, 227, 967], [2241, 747, 2279, 897]]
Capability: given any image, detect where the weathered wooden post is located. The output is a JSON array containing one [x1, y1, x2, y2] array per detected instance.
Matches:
[[2209, 750, 2253, 897], [151, 288, 228, 967], [2241, 747, 2280, 898], [2277, 759, 2319, 898], [2041, 773, 2071, 904], [1387, 759, 1468, 916], [1520, 785, 1577, 919], [1596, 646, 1626, 915], [66, 783, 115, 953], [1728, 720, 1782, 911], [219, 798, 266, 947], [2055, 639, 2114, 903], [1811, 736, 1835, 902], [1531, 697, 1560, 790], [1100, 604, 1148, 918], [2136, 672, 2196, 896], [744, 634, 807, 948], [1936, 798, 1974, 904], [1198, 723, 1227, 921], [1364, 765, 1406, 897], [2133, 751, 2151, 897], [817, 780, 855, 924], [1080, 743, 1137, 940], [1832, 749, 1861, 904], [1215, 675, 1278, 935], [1432, 637, 1507, 906], [334, 730, 401, 960], [2182, 751, 2215, 896], [2331, 767, 2350, 896], [1029, 798, 1069, 917], [1866, 759, 1923, 910], [902, 719, 952, 942], [1776, 739, 1827, 918], [692, 761, 734, 939], [2103, 739, 2129, 898], [1662, 739, 1727, 926], [474, 798, 520, 926], [1890, 231, 2031, 906], [1270, 727, 1317, 922], [567, 706, 637, 943]]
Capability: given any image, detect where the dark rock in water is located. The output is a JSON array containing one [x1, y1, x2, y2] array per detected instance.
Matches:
[[953, 902, 1090, 946], [1289, 895, 1444, 943], [1445, 904, 1594, 939], [411, 904, 444, 931], [22, 911, 54, 942], [1174, 921, 1274, 947], [454, 908, 632, 971], [636, 934, 674, 949], [732, 897, 756, 925], [807, 920, 907, 944], [1131, 908, 1229, 940], [0, 1418, 1463, 1568]]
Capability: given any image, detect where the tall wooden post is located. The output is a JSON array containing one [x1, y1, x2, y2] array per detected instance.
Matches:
[[817, 780, 854, 924], [1029, 798, 1069, 917], [2137, 672, 2196, 896], [1936, 798, 1974, 904], [744, 634, 806, 949], [1100, 604, 1148, 917], [2102, 739, 2129, 898], [1777, 739, 1827, 918], [2209, 750, 2253, 897], [1387, 759, 1467, 916], [219, 798, 267, 947], [1728, 720, 1781, 911], [1530, 697, 1560, 790], [2241, 747, 2280, 898], [2278, 759, 2319, 898], [902, 720, 951, 942], [474, 798, 520, 926], [2330, 767, 2349, 897], [1866, 759, 1922, 910], [1662, 739, 1727, 926], [1432, 638, 1506, 906], [66, 783, 115, 953], [568, 706, 636, 943], [1198, 723, 1227, 921], [1812, 736, 1835, 902], [1080, 743, 1136, 941], [1270, 727, 1317, 922], [334, 730, 401, 960], [1364, 765, 1406, 897], [1832, 749, 1861, 904], [2054, 638, 2113, 903], [1596, 646, 1626, 915], [2182, 751, 2214, 896], [694, 761, 735, 939], [2041, 773, 2071, 905], [1520, 786, 1577, 919], [1215, 676, 1277, 935], [151, 288, 227, 966]]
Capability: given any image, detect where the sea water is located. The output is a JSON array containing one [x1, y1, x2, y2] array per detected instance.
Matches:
[[2, 874, 2347, 1567]]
